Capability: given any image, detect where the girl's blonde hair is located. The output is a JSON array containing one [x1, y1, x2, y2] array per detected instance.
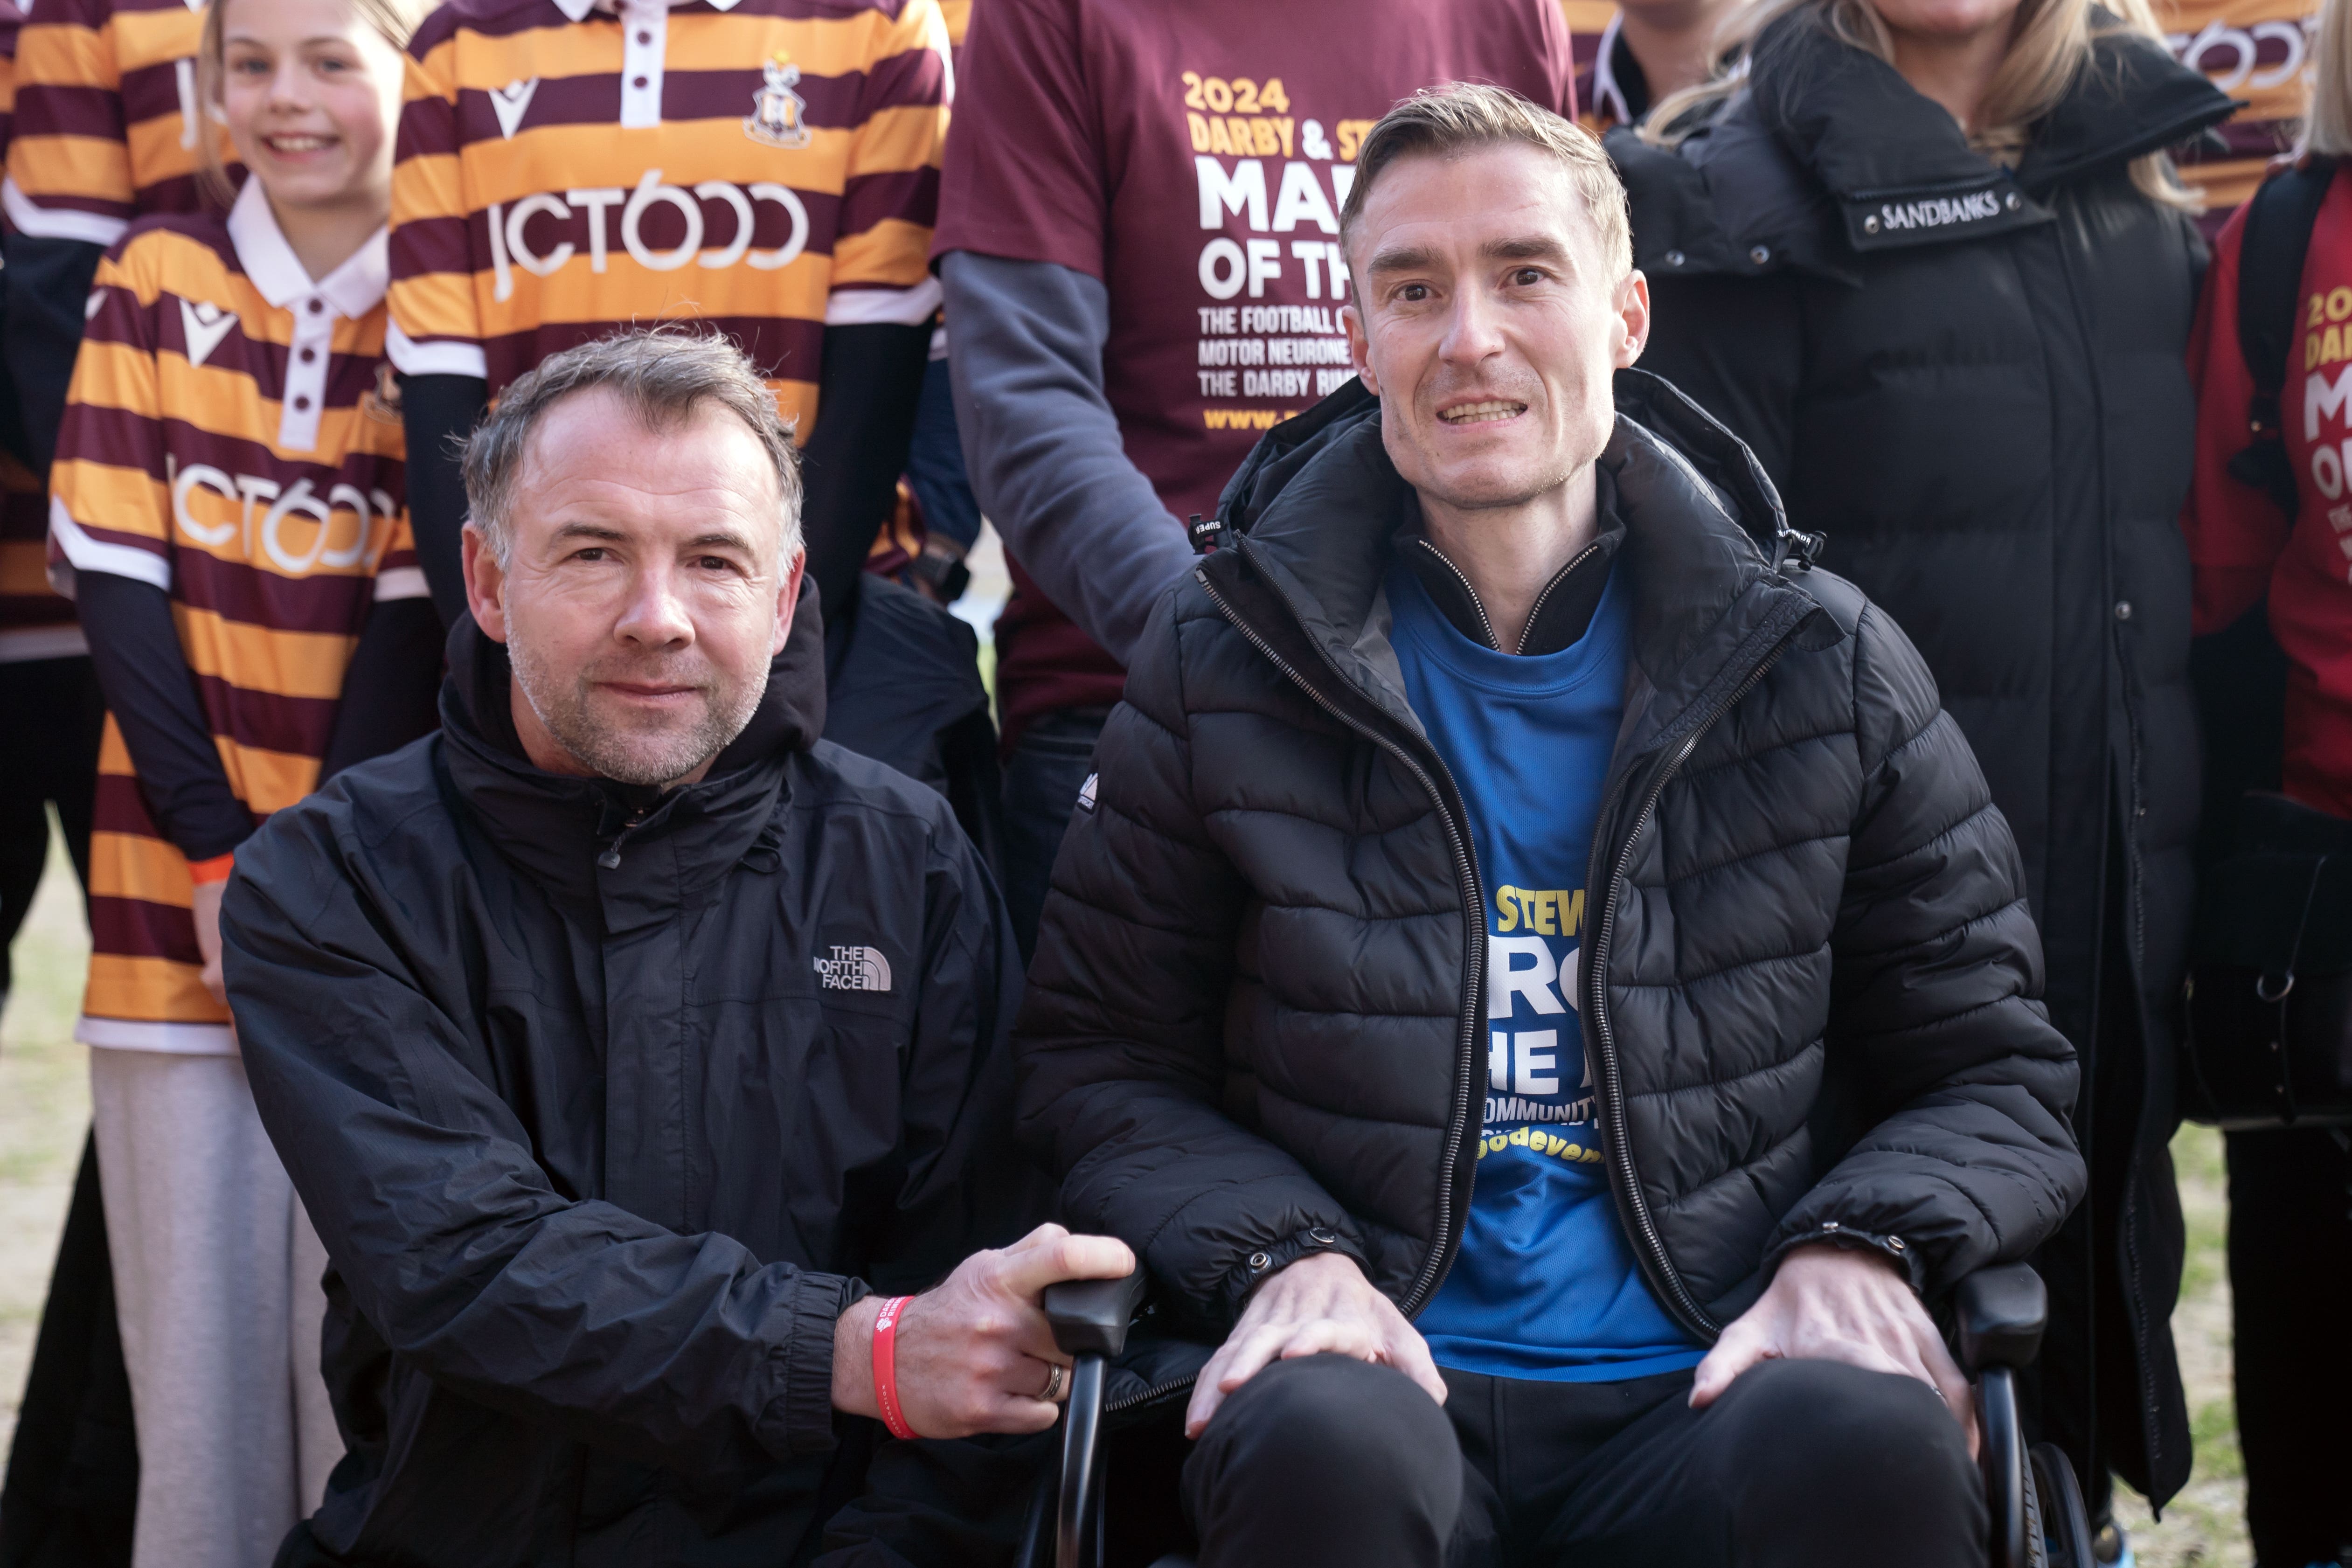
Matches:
[[194, 0, 431, 207], [1641, 0, 2199, 210], [2304, 0, 2352, 154]]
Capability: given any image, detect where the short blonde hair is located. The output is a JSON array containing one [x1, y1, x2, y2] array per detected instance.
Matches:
[[1338, 83, 1634, 281], [196, 0, 432, 208]]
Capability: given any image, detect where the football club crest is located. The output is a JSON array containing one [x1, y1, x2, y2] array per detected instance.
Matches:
[[744, 53, 810, 149]]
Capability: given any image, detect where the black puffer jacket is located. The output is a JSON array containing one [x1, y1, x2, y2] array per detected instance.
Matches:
[[1607, 18, 2232, 1501], [1016, 375, 2084, 1354], [223, 593, 1044, 1568]]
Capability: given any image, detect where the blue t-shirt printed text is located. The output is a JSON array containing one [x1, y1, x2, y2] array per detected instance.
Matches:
[[1389, 559, 1706, 1383]]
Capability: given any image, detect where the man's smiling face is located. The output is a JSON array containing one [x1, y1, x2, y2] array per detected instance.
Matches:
[[1342, 141, 1648, 516], [465, 386, 803, 789]]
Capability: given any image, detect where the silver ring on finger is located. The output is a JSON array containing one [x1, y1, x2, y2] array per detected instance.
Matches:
[[1042, 1362, 1066, 1403]]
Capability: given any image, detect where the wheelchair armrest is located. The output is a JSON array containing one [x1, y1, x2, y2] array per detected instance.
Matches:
[[1044, 1270, 1148, 1360], [1953, 1261, 2047, 1375]]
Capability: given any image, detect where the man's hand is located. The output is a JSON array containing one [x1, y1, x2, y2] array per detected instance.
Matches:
[[1691, 1241, 1977, 1456], [831, 1223, 1135, 1438], [192, 879, 228, 1006], [1184, 1250, 1443, 1439]]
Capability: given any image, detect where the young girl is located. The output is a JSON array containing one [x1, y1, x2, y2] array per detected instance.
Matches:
[[43, 0, 433, 1559]]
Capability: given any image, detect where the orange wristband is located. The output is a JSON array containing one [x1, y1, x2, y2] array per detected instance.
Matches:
[[187, 852, 236, 886], [872, 1296, 917, 1440]]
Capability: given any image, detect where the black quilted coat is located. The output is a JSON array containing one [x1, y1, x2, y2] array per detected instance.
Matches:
[[1606, 16, 2234, 1502], [1016, 374, 2085, 1360]]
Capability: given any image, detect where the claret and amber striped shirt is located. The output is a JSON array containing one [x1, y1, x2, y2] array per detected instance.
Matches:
[[387, 0, 950, 427], [48, 180, 419, 1051], [2, 0, 227, 244]]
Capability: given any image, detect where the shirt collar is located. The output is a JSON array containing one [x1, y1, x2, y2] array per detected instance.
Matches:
[[550, 0, 740, 20], [1392, 470, 1628, 657], [225, 177, 389, 319]]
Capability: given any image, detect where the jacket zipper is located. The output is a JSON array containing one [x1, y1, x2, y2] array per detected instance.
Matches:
[[1513, 539, 1606, 656], [1583, 631, 1800, 1339], [1196, 548, 1486, 1319], [2049, 209, 2166, 1486]]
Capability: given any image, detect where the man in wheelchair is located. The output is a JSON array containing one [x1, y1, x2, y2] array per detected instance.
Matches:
[[1013, 84, 2087, 1567]]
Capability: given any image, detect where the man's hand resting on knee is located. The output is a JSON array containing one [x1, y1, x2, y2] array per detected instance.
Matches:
[[1690, 1242, 1978, 1456], [1184, 1251, 1446, 1438], [831, 1223, 1136, 1438]]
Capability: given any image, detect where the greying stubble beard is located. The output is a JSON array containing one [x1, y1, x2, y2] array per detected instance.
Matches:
[[507, 624, 770, 789]]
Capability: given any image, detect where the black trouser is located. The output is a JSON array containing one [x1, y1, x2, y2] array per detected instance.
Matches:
[[1183, 1354, 1984, 1568], [0, 655, 137, 1568], [2228, 1126, 2352, 1568], [0, 654, 101, 978], [999, 706, 1109, 962]]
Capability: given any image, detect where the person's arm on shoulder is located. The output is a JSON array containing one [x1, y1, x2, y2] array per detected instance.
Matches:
[[387, 26, 485, 626], [942, 251, 1193, 664], [2180, 202, 2290, 636], [4, 0, 131, 468], [1693, 597, 2085, 1441], [799, 0, 948, 623]]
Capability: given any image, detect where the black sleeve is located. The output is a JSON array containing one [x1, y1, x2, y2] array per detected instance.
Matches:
[[317, 597, 446, 784], [76, 569, 255, 861], [800, 321, 931, 627], [396, 372, 488, 630], [3, 232, 105, 471]]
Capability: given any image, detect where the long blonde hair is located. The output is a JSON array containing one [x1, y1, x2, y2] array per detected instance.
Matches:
[[194, 0, 431, 208], [1642, 0, 2198, 209], [2305, 0, 2352, 154]]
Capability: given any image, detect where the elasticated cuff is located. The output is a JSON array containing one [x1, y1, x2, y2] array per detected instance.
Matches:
[[759, 1271, 870, 1457]]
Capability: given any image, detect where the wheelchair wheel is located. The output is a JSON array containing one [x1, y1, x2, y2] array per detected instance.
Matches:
[[2028, 1443, 2095, 1568], [2019, 1451, 2050, 1568]]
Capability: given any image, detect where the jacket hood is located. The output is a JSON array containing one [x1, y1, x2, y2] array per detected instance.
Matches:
[[434, 576, 825, 905], [1210, 369, 1826, 747], [1610, 9, 2233, 278]]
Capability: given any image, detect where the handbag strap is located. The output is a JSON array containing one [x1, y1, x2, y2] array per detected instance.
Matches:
[[2260, 852, 2332, 1122]]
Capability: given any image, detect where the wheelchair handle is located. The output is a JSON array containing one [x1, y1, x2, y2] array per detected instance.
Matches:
[[1953, 1261, 2047, 1374], [1043, 1269, 1148, 1360]]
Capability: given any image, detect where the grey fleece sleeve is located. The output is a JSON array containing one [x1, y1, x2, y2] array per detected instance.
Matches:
[[940, 250, 1195, 666]]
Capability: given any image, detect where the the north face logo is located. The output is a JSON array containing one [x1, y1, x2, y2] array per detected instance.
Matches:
[[814, 945, 892, 992]]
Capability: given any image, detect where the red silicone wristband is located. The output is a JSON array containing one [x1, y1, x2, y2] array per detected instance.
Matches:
[[872, 1295, 916, 1440]]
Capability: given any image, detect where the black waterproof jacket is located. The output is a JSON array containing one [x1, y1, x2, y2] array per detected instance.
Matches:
[[1606, 19, 2232, 1502], [222, 591, 1045, 1568], [1016, 375, 2085, 1381]]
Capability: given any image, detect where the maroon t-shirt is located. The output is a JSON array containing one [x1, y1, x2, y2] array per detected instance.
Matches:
[[936, 0, 1577, 740]]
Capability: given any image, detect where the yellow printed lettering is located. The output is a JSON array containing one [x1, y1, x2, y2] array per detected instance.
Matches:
[[1207, 117, 1234, 157], [1252, 118, 1279, 157], [1563, 1143, 1584, 1160], [1533, 891, 1558, 935], [1187, 111, 1211, 153], [1508, 1125, 1532, 1146], [1496, 884, 1519, 932], [1336, 118, 1376, 161], [2328, 286, 2352, 323], [1564, 889, 1585, 937], [1226, 117, 1253, 154], [2314, 333, 2329, 372], [1544, 1134, 1567, 1156], [1275, 117, 1294, 157]]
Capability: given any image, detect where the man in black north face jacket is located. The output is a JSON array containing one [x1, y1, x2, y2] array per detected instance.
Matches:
[[219, 333, 1130, 1568], [1016, 88, 2086, 1567]]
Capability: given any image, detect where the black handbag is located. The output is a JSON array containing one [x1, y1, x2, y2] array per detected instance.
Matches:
[[2184, 791, 2352, 1128]]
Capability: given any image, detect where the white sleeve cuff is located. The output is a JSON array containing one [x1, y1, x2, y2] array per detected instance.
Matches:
[[3, 178, 129, 248], [823, 275, 945, 327], [371, 565, 429, 602], [385, 321, 489, 380], [49, 493, 171, 594]]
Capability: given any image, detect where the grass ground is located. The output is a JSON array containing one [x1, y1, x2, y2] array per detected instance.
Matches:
[[0, 827, 2259, 1560]]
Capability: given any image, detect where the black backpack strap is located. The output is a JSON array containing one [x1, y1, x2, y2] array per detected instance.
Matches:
[[2231, 158, 2338, 514]]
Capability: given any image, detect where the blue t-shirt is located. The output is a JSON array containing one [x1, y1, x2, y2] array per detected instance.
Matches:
[[1389, 559, 1705, 1383]]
